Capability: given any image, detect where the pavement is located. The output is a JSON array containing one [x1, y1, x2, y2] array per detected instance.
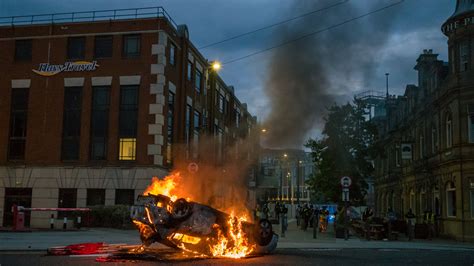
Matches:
[[1, 220, 473, 252]]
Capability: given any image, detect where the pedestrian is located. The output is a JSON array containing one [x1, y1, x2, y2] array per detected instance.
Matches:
[[255, 204, 261, 221], [405, 208, 416, 241], [275, 202, 281, 221], [302, 204, 310, 231], [424, 209, 435, 240], [263, 204, 270, 220], [386, 208, 396, 240], [363, 207, 374, 240], [281, 203, 288, 232], [296, 204, 301, 226]]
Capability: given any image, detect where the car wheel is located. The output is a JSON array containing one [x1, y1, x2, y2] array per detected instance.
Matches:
[[171, 198, 192, 220], [255, 218, 273, 246]]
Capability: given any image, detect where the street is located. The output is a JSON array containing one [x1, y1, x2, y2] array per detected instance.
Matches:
[[1, 248, 474, 266]]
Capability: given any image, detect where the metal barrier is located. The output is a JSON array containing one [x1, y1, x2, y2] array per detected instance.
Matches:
[[0, 6, 178, 29], [11, 204, 90, 231]]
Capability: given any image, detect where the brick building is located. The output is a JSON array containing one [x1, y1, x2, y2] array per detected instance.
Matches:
[[0, 7, 257, 228], [374, 0, 474, 241]]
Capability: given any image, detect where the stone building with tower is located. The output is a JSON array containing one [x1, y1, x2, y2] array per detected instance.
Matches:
[[374, 0, 474, 241], [0, 7, 257, 228]]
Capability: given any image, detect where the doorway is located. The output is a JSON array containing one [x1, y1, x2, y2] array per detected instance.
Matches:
[[3, 188, 32, 227]]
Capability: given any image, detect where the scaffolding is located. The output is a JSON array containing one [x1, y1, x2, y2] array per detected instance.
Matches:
[[355, 90, 386, 120]]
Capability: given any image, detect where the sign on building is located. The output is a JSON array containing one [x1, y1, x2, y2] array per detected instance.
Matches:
[[401, 143, 412, 160], [32, 61, 99, 76]]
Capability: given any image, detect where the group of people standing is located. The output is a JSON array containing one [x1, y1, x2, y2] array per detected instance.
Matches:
[[254, 202, 288, 221], [405, 208, 436, 241], [296, 204, 330, 232]]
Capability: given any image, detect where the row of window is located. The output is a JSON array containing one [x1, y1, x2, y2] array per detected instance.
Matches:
[[14, 34, 142, 61], [380, 181, 474, 219], [386, 107, 474, 167], [58, 188, 135, 218], [7, 85, 138, 161]]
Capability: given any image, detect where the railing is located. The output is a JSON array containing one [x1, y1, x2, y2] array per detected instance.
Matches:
[[355, 90, 386, 100], [0, 7, 178, 29]]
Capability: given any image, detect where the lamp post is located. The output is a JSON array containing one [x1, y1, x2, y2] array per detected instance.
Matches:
[[297, 160, 302, 206]]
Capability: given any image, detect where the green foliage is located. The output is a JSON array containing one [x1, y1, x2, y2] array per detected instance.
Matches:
[[86, 205, 133, 229], [305, 99, 377, 204]]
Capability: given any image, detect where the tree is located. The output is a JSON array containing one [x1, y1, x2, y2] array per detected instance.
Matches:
[[305, 99, 377, 204]]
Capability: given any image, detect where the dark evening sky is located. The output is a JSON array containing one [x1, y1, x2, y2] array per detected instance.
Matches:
[[1, 0, 456, 144]]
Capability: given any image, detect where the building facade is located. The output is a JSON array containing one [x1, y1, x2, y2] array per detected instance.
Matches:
[[0, 7, 256, 228], [375, 0, 474, 241], [256, 149, 313, 205]]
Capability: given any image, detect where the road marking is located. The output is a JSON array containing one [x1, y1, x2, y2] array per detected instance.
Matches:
[[378, 249, 400, 252], [300, 248, 341, 252]]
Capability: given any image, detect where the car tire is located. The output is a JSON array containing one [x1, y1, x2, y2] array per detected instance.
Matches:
[[255, 218, 273, 246], [170, 198, 192, 221]]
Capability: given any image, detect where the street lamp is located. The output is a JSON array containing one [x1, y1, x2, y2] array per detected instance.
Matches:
[[211, 61, 221, 72]]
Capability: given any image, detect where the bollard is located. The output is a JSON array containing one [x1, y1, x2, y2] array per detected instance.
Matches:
[[313, 215, 318, 239], [77, 216, 81, 229], [280, 215, 285, 238], [50, 213, 54, 229], [63, 217, 67, 230]]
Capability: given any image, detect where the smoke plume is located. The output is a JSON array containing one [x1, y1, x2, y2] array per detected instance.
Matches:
[[262, 0, 401, 148]]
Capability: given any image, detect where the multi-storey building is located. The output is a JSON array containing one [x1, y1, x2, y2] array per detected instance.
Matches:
[[0, 7, 256, 228], [375, 0, 474, 241], [256, 149, 313, 205]]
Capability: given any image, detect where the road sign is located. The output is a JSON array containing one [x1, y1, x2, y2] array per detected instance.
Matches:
[[342, 188, 350, 202], [187, 162, 199, 174], [340, 176, 352, 188]]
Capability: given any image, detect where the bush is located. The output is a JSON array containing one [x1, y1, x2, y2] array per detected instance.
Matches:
[[84, 205, 133, 229]]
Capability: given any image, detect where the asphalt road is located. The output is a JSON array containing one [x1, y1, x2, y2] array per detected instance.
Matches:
[[1, 248, 474, 266]]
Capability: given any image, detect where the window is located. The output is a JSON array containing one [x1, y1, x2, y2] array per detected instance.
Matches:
[[235, 108, 241, 128], [471, 190, 474, 219], [122, 34, 140, 58], [119, 85, 138, 160], [61, 87, 82, 160], [193, 110, 201, 159], [218, 93, 225, 113], [187, 60, 193, 80], [469, 104, 474, 143], [419, 134, 424, 158], [166, 91, 175, 165], [8, 88, 29, 160], [94, 35, 113, 58], [446, 182, 456, 217], [459, 40, 470, 72], [217, 126, 224, 162], [470, 178, 474, 218], [450, 47, 455, 74], [58, 188, 77, 218], [15, 39, 32, 61], [90, 86, 110, 160], [86, 189, 105, 206], [185, 105, 192, 145], [169, 43, 176, 66], [446, 113, 453, 148], [432, 125, 438, 153], [115, 189, 135, 205], [67, 37, 85, 60], [195, 70, 202, 94]]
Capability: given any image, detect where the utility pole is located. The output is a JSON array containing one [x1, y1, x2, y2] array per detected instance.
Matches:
[[296, 159, 301, 206], [385, 73, 390, 99]]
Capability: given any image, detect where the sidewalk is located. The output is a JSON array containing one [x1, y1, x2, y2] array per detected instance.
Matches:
[[0, 228, 143, 251], [1, 221, 473, 252], [275, 219, 474, 251]]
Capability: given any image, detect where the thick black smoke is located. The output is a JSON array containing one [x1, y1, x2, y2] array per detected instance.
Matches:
[[262, 0, 401, 148]]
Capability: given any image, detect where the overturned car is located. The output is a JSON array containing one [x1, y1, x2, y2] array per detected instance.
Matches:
[[130, 193, 278, 257]]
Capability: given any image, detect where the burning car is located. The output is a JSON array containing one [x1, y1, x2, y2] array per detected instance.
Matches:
[[130, 193, 278, 258]]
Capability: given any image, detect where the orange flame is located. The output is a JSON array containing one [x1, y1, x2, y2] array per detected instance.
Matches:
[[143, 172, 182, 202], [209, 212, 255, 258]]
